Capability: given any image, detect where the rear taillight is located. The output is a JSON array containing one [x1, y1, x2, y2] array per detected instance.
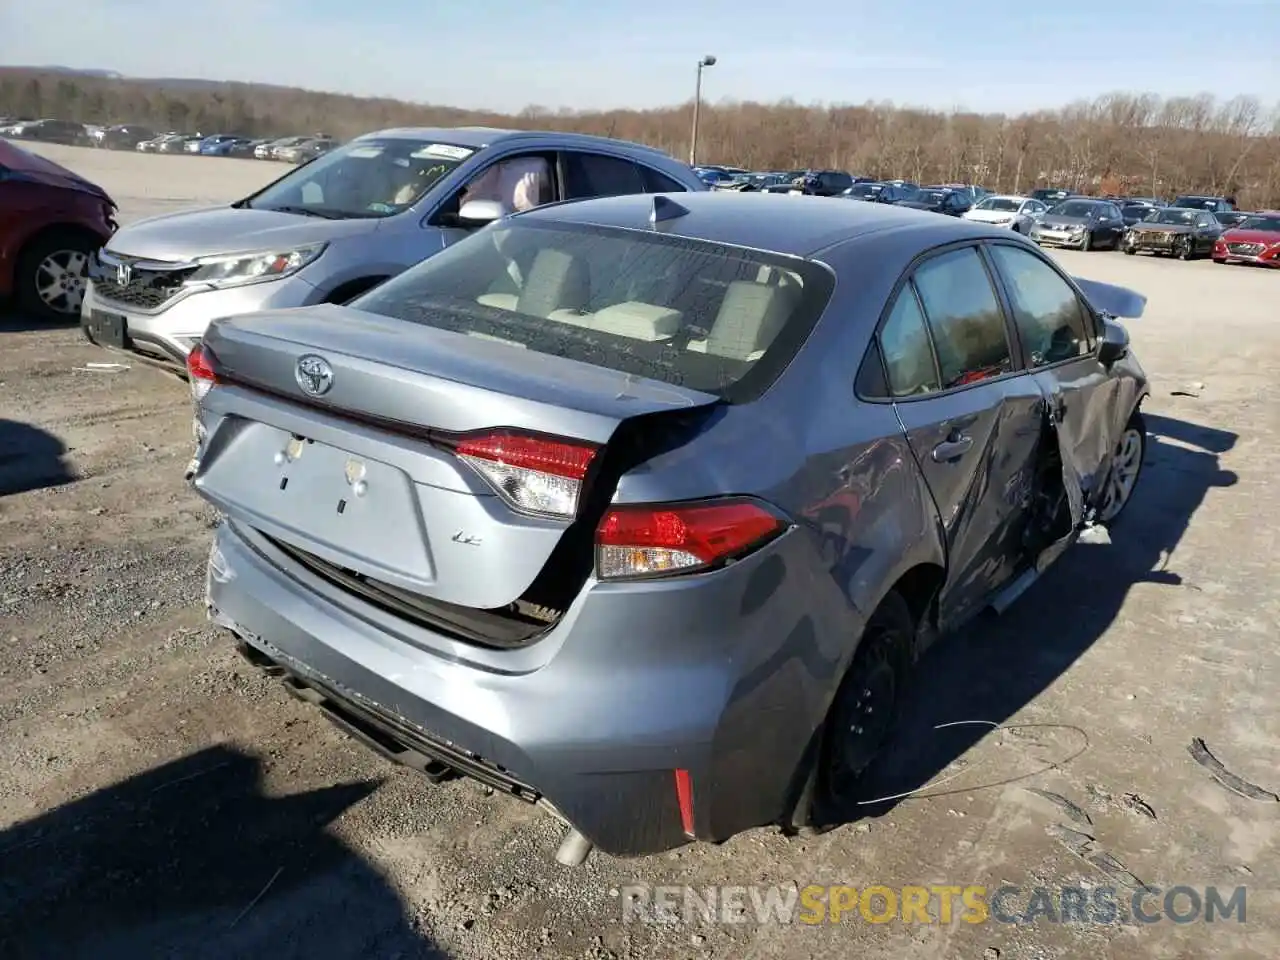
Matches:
[[595, 497, 787, 580], [186, 343, 218, 397], [451, 430, 598, 519], [185, 344, 219, 455]]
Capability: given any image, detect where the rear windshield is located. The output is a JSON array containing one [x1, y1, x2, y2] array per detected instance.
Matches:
[[350, 220, 835, 401], [977, 197, 1020, 212]]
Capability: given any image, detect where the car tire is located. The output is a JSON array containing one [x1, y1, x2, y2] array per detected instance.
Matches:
[[1097, 410, 1146, 526], [1080, 231, 1092, 252], [812, 590, 914, 824], [1123, 244, 1136, 255], [14, 229, 99, 323], [1176, 236, 1194, 261]]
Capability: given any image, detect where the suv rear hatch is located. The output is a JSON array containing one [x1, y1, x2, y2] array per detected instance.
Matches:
[[192, 305, 721, 644]]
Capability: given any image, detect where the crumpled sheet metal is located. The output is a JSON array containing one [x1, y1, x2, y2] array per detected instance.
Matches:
[[1031, 378, 1087, 572]]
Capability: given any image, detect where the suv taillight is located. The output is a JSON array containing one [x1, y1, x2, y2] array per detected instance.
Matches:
[[595, 498, 787, 580], [448, 430, 598, 519]]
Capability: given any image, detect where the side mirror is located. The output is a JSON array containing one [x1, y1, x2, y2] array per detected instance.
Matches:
[[455, 199, 505, 228], [1097, 317, 1130, 366]]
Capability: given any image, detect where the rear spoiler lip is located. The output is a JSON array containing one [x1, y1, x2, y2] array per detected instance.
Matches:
[[1072, 276, 1146, 319]]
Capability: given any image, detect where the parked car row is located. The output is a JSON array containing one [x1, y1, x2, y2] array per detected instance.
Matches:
[[0, 117, 94, 146], [132, 131, 340, 162], [0, 117, 340, 165]]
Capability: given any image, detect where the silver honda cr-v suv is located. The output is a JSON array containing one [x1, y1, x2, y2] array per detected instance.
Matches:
[[80, 127, 706, 372]]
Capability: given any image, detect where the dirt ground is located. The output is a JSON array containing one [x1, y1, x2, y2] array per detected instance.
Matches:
[[1, 144, 1277, 960]]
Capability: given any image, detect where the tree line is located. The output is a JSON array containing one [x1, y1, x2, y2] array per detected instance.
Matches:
[[3, 67, 1278, 208]]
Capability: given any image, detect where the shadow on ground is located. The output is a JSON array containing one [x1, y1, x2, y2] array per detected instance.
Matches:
[[852, 412, 1238, 812], [0, 419, 77, 497], [0, 304, 77, 334], [0, 746, 450, 960]]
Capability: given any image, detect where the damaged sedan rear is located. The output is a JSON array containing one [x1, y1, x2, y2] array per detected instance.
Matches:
[[185, 192, 1149, 865]]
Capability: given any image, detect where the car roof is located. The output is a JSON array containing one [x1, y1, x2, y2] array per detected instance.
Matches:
[[356, 126, 670, 156], [513, 191, 1011, 257]]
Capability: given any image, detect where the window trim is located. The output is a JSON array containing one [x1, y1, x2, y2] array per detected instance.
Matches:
[[982, 238, 1103, 368], [855, 239, 1025, 405], [870, 279, 944, 400]]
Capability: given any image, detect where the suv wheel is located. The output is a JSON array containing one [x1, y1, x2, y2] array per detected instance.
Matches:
[[16, 230, 98, 322]]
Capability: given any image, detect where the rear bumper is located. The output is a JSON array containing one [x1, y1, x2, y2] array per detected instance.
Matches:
[[205, 518, 852, 856]]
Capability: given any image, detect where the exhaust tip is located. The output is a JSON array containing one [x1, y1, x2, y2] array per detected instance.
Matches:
[[554, 827, 593, 867]]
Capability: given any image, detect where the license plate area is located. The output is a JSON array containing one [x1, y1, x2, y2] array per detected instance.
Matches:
[[199, 424, 433, 583], [86, 309, 129, 348]]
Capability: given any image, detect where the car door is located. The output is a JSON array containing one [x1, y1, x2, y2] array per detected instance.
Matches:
[[1194, 213, 1220, 253], [984, 241, 1120, 516], [1100, 203, 1125, 244], [884, 245, 1045, 627]]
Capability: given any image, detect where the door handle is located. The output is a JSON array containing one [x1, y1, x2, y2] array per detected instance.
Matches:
[[931, 434, 973, 462]]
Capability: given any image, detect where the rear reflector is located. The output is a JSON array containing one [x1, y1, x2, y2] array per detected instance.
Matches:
[[596, 497, 786, 580], [451, 430, 598, 519], [674, 768, 695, 837]]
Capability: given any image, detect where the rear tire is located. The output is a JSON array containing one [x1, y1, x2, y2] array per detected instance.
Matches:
[[15, 229, 99, 323], [1097, 410, 1146, 525], [812, 591, 914, 824]]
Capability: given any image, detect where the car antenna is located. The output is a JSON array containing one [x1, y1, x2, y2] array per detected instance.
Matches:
[[649, 195, 690, 229]]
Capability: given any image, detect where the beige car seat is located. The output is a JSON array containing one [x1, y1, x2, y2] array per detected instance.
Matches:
[[687, 279, 801, 361], [512, 248, 590, 318]]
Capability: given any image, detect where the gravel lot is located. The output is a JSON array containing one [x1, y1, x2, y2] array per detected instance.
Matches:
[[2, 145, 1277, 960]]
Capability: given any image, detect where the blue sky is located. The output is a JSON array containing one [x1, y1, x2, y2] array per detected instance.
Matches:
[[2, 0, 1277, 115]]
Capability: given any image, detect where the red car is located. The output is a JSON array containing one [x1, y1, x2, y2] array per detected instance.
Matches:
[[0, 138, 117, 321], [1213, 210, 1280, 268]]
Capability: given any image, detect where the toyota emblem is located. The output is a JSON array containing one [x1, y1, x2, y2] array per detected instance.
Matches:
[[295, 354, 334, 397]]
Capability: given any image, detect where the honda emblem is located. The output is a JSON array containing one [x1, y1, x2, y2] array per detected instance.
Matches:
[[116, 262, 132, 285]]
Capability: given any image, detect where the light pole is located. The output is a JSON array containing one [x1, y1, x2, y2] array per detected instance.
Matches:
[[689, 54, 716, 166]]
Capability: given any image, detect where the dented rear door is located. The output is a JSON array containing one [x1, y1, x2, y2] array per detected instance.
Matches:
[[894, 375, 1045, 627], [885, 244, 1045, 628]]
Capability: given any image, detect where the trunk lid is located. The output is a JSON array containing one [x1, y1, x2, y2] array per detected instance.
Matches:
[[193, 305, 719, 611]]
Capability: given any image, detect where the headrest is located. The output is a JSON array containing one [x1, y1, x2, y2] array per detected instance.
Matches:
[[705, 280, 800, 360], [515, 248, 589, 318]]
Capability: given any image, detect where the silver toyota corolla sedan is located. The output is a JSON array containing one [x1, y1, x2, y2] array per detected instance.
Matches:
[[186, 193, 1149, 863], [79, 127, 706, 372]]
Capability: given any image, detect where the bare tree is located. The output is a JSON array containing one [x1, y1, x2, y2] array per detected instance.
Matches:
[[2, 67, 1277, 207]]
